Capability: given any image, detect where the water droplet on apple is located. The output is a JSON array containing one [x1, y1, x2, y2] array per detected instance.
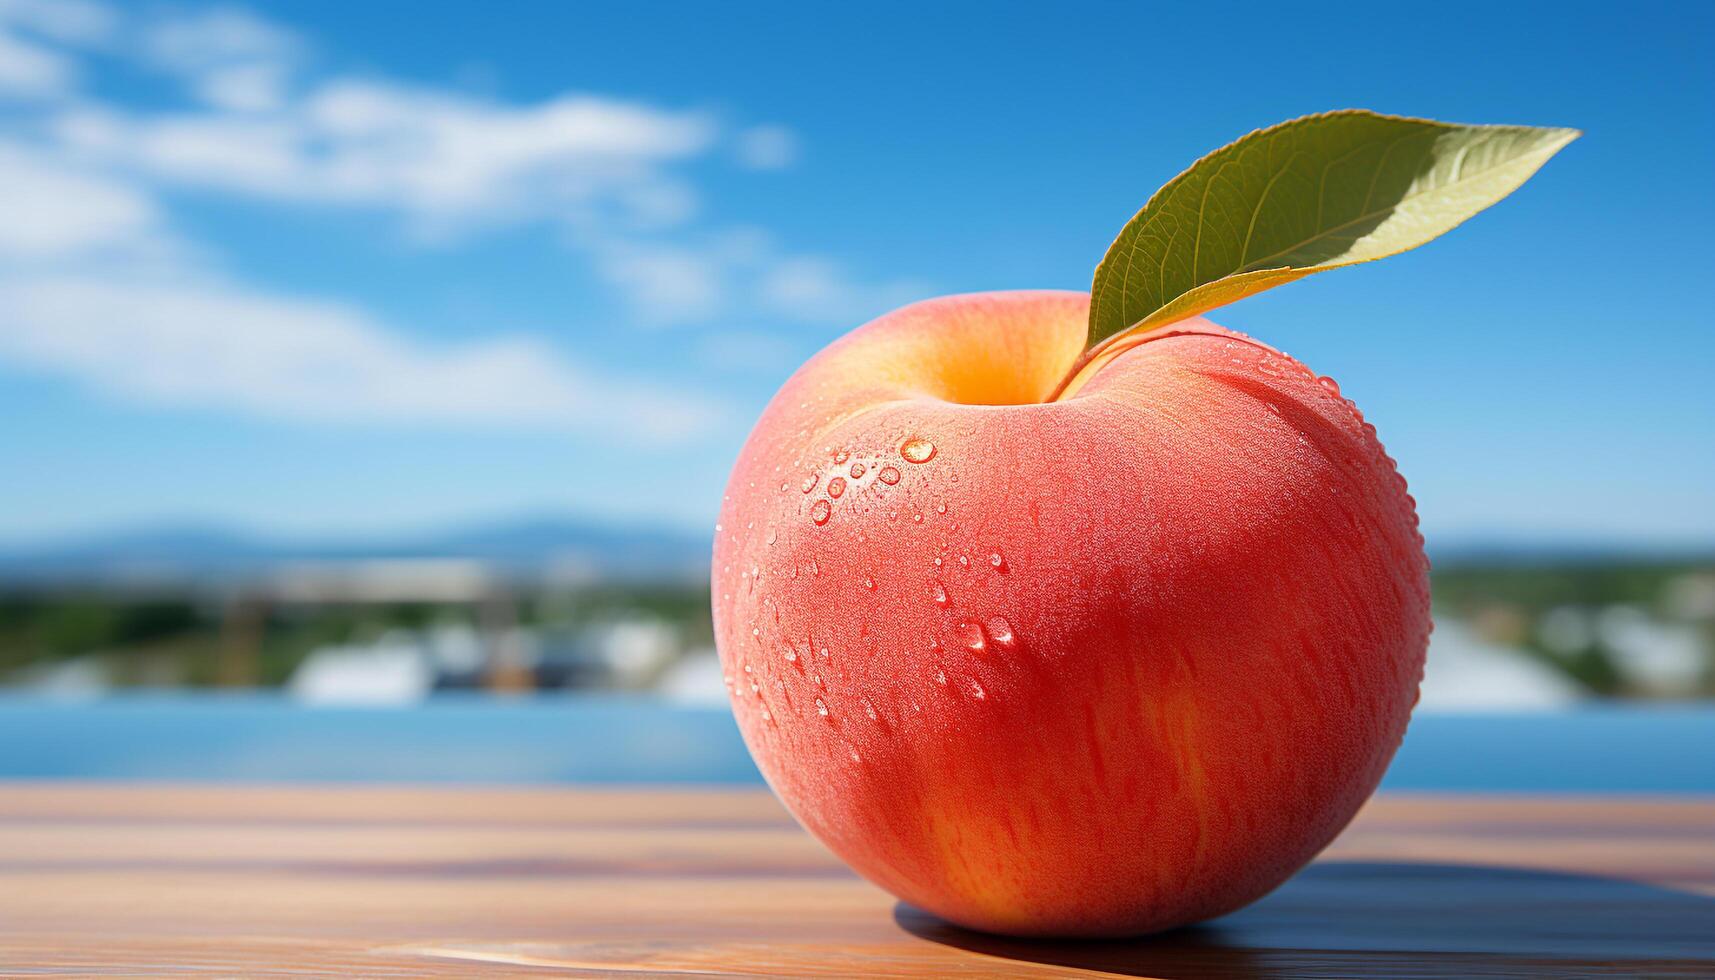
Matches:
[[968, 678, 986, 700], [931, 581, 949, 606], [765, 528, 777, 546], [878, 466, 901, 485], [819, 646, 830, 659], [957, 554, 970, 568], [1318, 375, 1341, 396], [900, 437, 936, 463], [783, 645, 798, 662], [810, 500, 831, 525], [935, 502, 947, 515], [815, 697, 829, 717], [827, 477, 846, 498], [849, 462, 866, 479], [913, 513, 924, 524], [863, 575, 876, 590], [862, 696, 878, 721], [986, 616, 1015, 648], [989, 552, 1006, 571], [934, 666, 949, 686], [834, 449, 850, 464], [959, 621, 987, 652], [801, 474, 818, 493]]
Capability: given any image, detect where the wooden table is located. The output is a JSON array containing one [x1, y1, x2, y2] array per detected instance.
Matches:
[[0, 786, 1710, 978]]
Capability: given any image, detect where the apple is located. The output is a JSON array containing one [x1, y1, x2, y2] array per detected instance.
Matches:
[[709, 110, 1571, 937], [711, 290, 1429, 936]]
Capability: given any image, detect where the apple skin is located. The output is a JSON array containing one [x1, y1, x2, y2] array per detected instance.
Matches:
[[712, 290, 1429, 937]]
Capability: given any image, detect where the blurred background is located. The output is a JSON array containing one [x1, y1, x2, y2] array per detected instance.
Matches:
[[1, 0, 1711, 785]]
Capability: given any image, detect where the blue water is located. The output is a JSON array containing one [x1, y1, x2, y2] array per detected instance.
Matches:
[[0, 695, 1710, 791]]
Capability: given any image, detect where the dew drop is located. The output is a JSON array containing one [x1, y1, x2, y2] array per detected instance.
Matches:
[[810, 500, 831, 525], [819, 646, 830, 659], [878, 466, 901, 485], [863, 575, 876, 590], [959, 621, 987, 652], [784, 646, 798, 663], [934, 667, 948, 686], [760, 705, 772, 722], [765, 528, 778, 546], [816, 697, 829, 717], [862, 697, 878, 721], [849, 462, 867, 479], [900, 437, 936, 463], [986, 616, 1015, 647], [989, 552, 1006, 571], [968, 678, 986, 700], [1317, 375, 1341, 396], [801, 474, 818, 494], [931, 581, 949, 606], [957, 554, 970, 568], [809, 558, 820, 576], [834, 449, 850, 464], [913, 513, 924, 524], [827, 477, 847, 498], [935, 502, 947, 515]]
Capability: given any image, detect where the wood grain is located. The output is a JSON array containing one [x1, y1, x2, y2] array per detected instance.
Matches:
[[0, 785, 1710, 978]]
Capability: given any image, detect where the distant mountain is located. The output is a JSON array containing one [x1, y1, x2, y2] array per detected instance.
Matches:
[[1424, 534, 1715, 567], [2, 519, 1708, 588], [0, 517, 712, 586]]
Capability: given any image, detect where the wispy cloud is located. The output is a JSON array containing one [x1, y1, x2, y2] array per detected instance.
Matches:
[[55, 82, 718, 232], [0, 272, 721, 439], [0, 0, 114, 98], [0, 2, 923, 443], [0, 145, 162, 259]]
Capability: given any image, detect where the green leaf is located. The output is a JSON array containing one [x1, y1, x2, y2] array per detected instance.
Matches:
[[1086, 110, 1579, 347]]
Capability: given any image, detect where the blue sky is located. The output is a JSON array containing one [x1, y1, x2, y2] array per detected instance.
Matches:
[[1, 0, 1710, 547]]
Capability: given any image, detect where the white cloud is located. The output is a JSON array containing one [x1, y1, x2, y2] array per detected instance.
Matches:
[[0, 145, 161, 258], [55, 80, 717, 231], [0, 0, 114, 98], [0, 273, 721, 440], [591, 229, 928, 327], [140, 4, 299, 110], [0, 0, 919, 448], [0, 0, 115, 45], [0, 31, 69, 96], [734, 124, 798, 171]]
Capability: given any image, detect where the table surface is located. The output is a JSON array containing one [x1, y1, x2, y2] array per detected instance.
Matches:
[[0, 786, 1710, 978]]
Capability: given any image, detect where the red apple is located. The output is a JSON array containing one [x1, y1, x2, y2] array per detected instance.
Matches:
[[712, 289, 1429, 937]]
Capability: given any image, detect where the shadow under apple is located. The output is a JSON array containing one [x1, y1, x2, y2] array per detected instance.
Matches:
[[895, 861, 1715, 979]]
